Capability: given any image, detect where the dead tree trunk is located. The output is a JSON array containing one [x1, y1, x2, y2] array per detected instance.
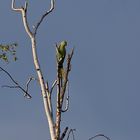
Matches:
[[11, 1, 74, 140]]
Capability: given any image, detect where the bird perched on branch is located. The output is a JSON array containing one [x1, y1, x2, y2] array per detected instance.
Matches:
[[56, 41, 67, 68], [56, 41, 67, 80]]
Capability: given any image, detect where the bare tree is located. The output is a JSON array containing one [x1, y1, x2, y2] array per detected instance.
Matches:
[[11, 0, 73, 140], [0, 1, 111, 140]]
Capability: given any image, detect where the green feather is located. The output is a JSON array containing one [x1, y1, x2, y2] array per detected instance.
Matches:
[[56, 41, 67, 83]]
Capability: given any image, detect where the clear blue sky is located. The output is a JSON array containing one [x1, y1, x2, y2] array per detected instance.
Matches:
[[0, 0, 140, 140]]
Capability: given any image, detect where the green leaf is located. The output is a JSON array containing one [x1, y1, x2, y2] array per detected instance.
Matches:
[[0, 43, 18, 62], [1, 54, 8, 62]]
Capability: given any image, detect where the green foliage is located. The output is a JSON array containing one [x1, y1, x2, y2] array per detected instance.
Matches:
[[0, 43, 18, 62]]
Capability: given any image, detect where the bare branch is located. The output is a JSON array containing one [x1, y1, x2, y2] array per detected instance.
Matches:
[[11, 0, 33, 38], [60, 48, 74, 106], [11, 0, 27, 12], [24, 76, 37, 98], [67, 129, 76, 140], [61, 81, 69, 112], [11, 0, 50, 100], [25, 76, 36, 92], [0, 67, 18, 84], [45, 81, 54, 119], [45, 81, 49, 92], [60, 127, 69, 140], [46, 80, 57, 117], [0, 67, 32, 99], [34, 0, 55, 35], [88, 134, 111, 140], [2, 85, 31, 99], [2, 85, 19, 88], [55, 62, 62, 139], [24, 1, 28, 11], [50, 80, 57, 94], [2, 84, 32, 99], [11, 0, 22, 12]]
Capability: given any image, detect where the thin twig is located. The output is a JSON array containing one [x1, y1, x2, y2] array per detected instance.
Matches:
[[88, 134, 111, 140], [2, 85, 19, 88], [25, 76, 35, 92], [45, 81, 50, 93], [61, 81, 69, 112], [0, 67, 18, 84], [67, 129, 76, 140], [50, 80, 57, 94], [34, 0, 55, 36], [11, 0, 22, 12], [60, 127, 69, 140], [44, 79, 55, 117], [24, 76, 36, 97], [45, 81, 54, 119], [2, 84, 32, 99], [0, 66, 32, 99], [24, 1, 28, 11]]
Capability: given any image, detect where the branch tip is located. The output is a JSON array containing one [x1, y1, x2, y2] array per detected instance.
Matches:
[[89, 134, 111, 140], [34, 0, 55, 35], [67, 129, 76, 140], [24, 1, 28, 12]]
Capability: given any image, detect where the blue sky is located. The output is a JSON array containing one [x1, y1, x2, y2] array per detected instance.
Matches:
[[0, 0, 140, 140]]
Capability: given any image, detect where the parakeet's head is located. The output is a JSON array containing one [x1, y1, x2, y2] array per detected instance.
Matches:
[[60, 41, 67, 47]]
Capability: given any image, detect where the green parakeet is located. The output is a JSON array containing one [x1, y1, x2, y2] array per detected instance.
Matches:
[[56, 41, 67, 81], [56, 41, 67, 68]]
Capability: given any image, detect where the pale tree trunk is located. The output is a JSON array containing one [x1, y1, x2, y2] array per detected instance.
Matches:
[[11, 0, 56, 139], [31, 38, 56, 140], [11, 0, 74, 139]]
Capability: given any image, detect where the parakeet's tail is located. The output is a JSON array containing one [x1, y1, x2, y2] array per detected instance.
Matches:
[[58, 62, 63, 69]]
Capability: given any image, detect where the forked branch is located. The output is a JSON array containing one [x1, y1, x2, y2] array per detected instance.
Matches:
[[0, 67, 32, 99], [67, 129, 76, 140], [12, 0, 33, 38], [60, 127, 69, 140], [11, 1, 56, 139], [12, 0, 55, 37]]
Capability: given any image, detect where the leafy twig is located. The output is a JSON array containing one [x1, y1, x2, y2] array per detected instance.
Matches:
[[0, 43, 18, 62]]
